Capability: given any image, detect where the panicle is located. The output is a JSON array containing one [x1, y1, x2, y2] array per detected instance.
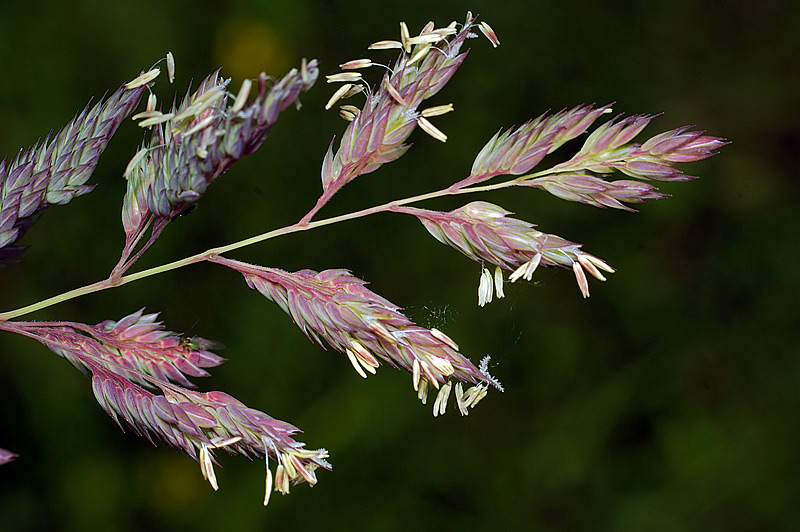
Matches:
[[211, 257, 502, 416], [397, 202, 614, 301], [122, 59, 319, 231], [0, 74, 149, 262]]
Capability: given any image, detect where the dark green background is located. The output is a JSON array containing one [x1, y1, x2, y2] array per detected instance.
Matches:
[[1, 1, 798, 531]]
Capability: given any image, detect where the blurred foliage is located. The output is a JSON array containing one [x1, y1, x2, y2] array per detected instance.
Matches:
[[1, 0, 799, 531]]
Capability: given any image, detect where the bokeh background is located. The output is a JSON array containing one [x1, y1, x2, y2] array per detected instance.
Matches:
[[1, 1, 798, 531]]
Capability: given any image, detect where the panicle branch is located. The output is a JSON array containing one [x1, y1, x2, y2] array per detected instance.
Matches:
[[458, 105, 726, 211], [396, 201, 614, 301], [211, 257, 502, 415], [0, 71, 152, 263]]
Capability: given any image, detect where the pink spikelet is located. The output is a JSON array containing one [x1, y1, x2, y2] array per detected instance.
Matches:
[[6, 309, 225, 388], [521, 173, 669, 211], [548, 115, 729, 181], [0, 314, 328, 502], [212, 257, 502, 416], [0, 448, 17, 465], [460, 104, 614, 188], [396, 201, 615, 302], [88, 366, 329, 501], [122, 59, 319, 232], [306, 15, 495, 221]]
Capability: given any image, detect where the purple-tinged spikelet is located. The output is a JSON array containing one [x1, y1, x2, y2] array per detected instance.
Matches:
[[212, 257, 502, 415], [458, 107, 725, 206], [521, 173, 669, 211], [0, 448, 17, 465], [0, 314, 327, 501], [88, 365, 329, 501], [459, 104, 613, 188], [313, 15, 489, 214], [548, 116, 729, 181], [397, 201, 614, 301], [0, 72, 151, 262], [122, 59, 319, 233], [6, 309, 225, 388]]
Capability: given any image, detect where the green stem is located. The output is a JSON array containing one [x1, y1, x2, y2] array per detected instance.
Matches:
[[0, 177, 519, 321]]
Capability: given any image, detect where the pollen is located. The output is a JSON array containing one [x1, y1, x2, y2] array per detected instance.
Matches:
[[184, 115, 215, 136], [123, 148, 148, 179], [407, 44, 431, 66], [300, 57, 312, 85], [417, 116, 447, 142], [368, 40, 403, 50], [420, 103, 454, 118], [232, 78, 252, 113], [494, 266, 505, 298], [338, 105, 360, 121], [407, 33, 446, 46], [478, 21, 500, 48], [509, 253, 542, 283], [339, 59, 373, 70], [166, 51, 176, 83], [326, 72, 362, 84], [325, 83, 353, 110], [573, 261, 590, 298], [199, 443, 219, 491], [138, 112, 175, 128], [125, 68, 160, 89], [399, 21, 411, 53], [432, 381, 452, 417], [346, 348, 368, 378], [478, 267, 493, 306], [263, 463, 273, 506]]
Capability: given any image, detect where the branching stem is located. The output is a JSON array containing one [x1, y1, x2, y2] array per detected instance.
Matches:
[[0, 176, 528, 321]]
